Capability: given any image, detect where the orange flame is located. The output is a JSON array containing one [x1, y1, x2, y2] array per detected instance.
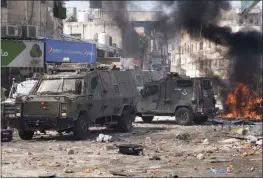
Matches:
[[220, 83, 262, 120]]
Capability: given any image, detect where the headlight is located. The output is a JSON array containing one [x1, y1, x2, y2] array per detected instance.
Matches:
[[16, 113, 21, 117], [61, 112, 67, 117]]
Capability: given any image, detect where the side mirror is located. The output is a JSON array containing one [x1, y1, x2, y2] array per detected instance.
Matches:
[[140, 89, 145, 96], [75, 80, 82, 94]]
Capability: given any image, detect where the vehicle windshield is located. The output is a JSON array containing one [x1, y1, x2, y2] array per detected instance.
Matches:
[[12, 80, 38, 98], [36, 78, 81, 94]]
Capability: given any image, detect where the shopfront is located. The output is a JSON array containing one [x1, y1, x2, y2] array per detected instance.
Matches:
[[1, 40, 44, 91]]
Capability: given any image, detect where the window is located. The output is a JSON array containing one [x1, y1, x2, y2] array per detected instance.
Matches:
[[90, 76, 98, 90], [249, 19, 253, 24], [188, 45, 190, 52], [200, 42, 203, 50], [255, 19, 259, 25], [202, 80, 212, 90], [196, 43, 198, 50], [145, 85, 158, 95], [200, 61, 204, 70], [208, 42, 211, 48], [191, 44, 193, 51], [177, 80, 193, 88], [182, 48, 184, 54], [1, 0, 7, 7], [239, 19, 243, 24], [70, 33, 82, 38]]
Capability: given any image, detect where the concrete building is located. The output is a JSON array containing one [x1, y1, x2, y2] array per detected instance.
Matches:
[[170, 8, 262, 78], [1, 0, 66, 91], [63, 9, 169, 70], [1, 0, 66, 39]]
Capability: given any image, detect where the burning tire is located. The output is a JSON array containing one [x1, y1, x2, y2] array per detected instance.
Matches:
[[142, 116, 154, 123], [73, 115, 90, 140], [18, 130, 34, 140], [193, 116, 208, 125], [175, 107, 193, 125]]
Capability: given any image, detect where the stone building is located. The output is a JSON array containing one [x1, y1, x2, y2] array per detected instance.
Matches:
[[1, 0, 66, 39], [170, 8, 262, 79]]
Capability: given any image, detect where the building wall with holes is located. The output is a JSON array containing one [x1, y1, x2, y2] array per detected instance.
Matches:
[[1, 0, 63, 39]]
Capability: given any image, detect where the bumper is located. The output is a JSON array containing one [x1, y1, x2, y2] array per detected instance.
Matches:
[[6, 116, 73, 131], [195, 107, 219, 117]]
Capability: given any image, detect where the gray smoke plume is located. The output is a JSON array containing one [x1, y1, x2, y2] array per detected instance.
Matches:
[[103, 1, 141, 57]]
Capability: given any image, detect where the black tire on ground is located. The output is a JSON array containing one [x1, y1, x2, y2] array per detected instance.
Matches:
[[142, 116, 154, 123], [193, 116, 208, 125], [73, 115, 89, 140], [175, 107, 194, 125], [117, 109, 135, 132], [18, 130, 34, 140]]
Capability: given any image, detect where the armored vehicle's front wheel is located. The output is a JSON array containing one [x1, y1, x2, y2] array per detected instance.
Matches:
[[175, 107, 193, 125], [142, 116, 154, 123], [73, 115, 89, 140], [117, 109, 135, 132], [193, 116, 208, 125], [18, 130, 34, 140]]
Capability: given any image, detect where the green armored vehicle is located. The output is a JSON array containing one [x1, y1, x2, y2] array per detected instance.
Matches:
[[137, 73, 218, 125], [10, 63, 138, 140]]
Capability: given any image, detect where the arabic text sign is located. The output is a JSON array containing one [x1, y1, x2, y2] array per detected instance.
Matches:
[[44, 39, 96, 63], [1, 40, 44, 67]]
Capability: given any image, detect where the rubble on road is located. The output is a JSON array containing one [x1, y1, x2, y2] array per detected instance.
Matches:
[[1, 122, 262, 177]]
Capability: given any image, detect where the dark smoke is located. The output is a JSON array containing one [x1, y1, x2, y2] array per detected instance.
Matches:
[[103, 1, 141, 57], [156, 1, 262, 89]]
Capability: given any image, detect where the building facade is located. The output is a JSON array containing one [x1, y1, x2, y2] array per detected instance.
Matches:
[[1, 0, 66, 91], [170, 8, 262, 79]]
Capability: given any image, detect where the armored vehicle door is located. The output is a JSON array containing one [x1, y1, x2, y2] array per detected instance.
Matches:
[[140, 84, 159, 113], [200, 78, 216, 108], [162, 78, 194, 113], [85, 73, 101, 121]]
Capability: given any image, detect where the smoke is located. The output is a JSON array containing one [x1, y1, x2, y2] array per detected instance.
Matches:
[[103, 1, 141, 57], [155, 1, 262, 89]]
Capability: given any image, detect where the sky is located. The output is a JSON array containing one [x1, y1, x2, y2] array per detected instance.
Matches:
[[65, 1, 262, 11]]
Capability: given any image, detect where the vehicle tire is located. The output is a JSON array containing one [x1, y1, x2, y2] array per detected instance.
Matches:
[[142, 116, 154, 123], [193, 116, 208, 125], [73, 115, 89, 140], [175, 107, 193, 125], [18, 130, 34, 140], [117, 109, 135, 132]]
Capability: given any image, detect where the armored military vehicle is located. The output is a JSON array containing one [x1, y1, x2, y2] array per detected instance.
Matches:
[[10, 63, 138, 140], [137, 73, 218, 125], [2, 77, 39, 129]]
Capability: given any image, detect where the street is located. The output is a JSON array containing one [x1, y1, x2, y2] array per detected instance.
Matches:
[[1, 117, 262, 177]]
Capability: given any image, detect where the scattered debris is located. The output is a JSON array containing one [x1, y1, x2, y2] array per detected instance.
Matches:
[[250, 167, 255, 172], [209, 168, 227, 173], [96, 134, 113, 142], [118, 144, 143, 156], [196, 153, 205, 160], [176, 133, 190, 140], [209, 156, 233, 163], [106, 145, 118, 151], [220, 138, 240, 144], [109, 169, 135, 177], [149, 155, 161, 160], [67, 149, 74, 155], [203, 138, 209, 145], [145, 137, 152, 145], [64, 167, 74, 173], [38, 172, 56, 178]]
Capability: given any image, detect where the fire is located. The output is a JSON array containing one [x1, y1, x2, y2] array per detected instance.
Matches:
[[221, 83, 263, 120]]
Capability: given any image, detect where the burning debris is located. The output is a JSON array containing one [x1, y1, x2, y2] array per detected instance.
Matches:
[[155, 1, 262, 120], [221, 83, 263, 120]]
